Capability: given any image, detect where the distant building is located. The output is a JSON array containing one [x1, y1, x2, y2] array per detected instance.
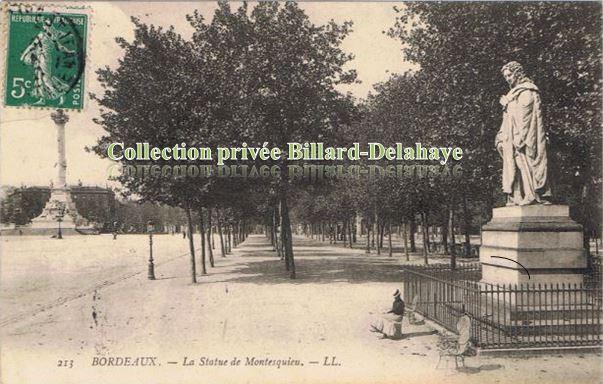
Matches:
[[0, 185, 116, 232]]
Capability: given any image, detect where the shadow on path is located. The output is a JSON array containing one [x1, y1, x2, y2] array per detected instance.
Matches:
[[403, 330, 439, 339], [456, 364, 505, 374], [215, 235, 407, 285]]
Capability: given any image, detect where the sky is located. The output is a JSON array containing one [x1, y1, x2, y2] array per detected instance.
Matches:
[[0, 1, 413, 188]]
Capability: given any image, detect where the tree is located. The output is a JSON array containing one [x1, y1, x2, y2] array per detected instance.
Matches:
[[190, 2, 358, 278], [389, 2, 602, 251], [92, 20, 210, 283], [0, 186, 49, 225]]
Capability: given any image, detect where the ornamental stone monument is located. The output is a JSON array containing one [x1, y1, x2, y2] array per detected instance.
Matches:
[[29, 110, 87, 234], [479, 61, 586, 286]]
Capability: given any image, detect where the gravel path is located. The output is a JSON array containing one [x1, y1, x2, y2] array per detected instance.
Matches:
[[1, 234, 600, 384]]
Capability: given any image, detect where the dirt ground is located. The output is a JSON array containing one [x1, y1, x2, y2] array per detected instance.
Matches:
[[1, 234, 601, 384]]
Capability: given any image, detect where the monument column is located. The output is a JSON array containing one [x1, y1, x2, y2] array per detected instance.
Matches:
[[29, 110, 87, 234], [53, 109, 69, 189]]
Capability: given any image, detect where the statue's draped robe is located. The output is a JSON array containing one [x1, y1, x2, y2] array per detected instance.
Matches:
[[496, 81, 551, 205]]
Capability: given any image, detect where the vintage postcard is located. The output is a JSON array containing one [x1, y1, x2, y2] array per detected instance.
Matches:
[[0, 1, 601, 384]]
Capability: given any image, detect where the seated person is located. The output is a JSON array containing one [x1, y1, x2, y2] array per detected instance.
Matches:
[[370, 289, 405, 339], [384, 289, 405, 321]]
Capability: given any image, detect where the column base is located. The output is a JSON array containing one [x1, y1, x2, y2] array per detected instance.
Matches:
[[29, 187, 90, 233]]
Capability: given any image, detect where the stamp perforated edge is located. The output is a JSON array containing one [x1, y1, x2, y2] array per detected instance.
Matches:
[[0, 2, 94, 112]]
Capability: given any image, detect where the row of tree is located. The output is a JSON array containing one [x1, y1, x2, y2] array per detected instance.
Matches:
[[89, 2, 601, 281], [290, 2, 601, 266], [93, 2, 357, 281]]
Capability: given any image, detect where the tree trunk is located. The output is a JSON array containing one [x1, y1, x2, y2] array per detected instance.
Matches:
[[334, 222, 338, 244], [273, 205, 280, 256], [403, 221, 409, 261], [449, 206, 456, 270], [211, 217, 215, 249], [580, 181, 592, 254], [270, 221, 275, 250], [424, 211, 430, 253], [227, 224, 232, 254], [185, 204, 197, 283], [374, 213, 380, 255], [409, 215, 417, 252], [348, 218, 353, 248], [450, 205, 456, 244], [365, 220, 371, 254], [205, 209, 214, 267], [282, 209, 290, 271], [388, 220, 393, 257], [233, 223, 238, 248], [441, 213, 449, 255], [352, 214, 357, 244], [217, 210, 226, 258], [198, 208, 207, 275], [421, 211, 428, 265], [280, 225, 286, 261], [239, 220, 244, 243], [280, 190, 296, 279], [371, 218, 376, 249], [462, 196, 471, 257], [578, 176, 596, 274]]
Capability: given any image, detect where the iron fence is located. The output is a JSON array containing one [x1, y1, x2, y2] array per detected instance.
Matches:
[[403, 264, 602, 349], [585, 256, 601, 291]]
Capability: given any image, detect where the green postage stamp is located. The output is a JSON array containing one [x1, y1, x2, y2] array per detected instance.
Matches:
[[4, 10, 87, 110]]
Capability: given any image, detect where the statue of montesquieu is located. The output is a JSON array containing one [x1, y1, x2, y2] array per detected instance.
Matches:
[[496, 61, 552, 206]]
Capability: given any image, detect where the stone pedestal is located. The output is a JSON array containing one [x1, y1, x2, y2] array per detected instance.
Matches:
[[480, 205, 586, 286], [30, 188, 81, 231]]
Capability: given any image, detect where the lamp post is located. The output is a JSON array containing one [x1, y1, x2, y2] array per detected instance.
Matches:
[[57, 216, 63, 239], [147, 220, 156, 280], [53, 201, 66, 239], [14, 207, 22, 234]]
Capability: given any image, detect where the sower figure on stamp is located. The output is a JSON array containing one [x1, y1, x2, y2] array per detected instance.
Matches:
[[20, 17, 77, 105], [496, 61, 552, 206]]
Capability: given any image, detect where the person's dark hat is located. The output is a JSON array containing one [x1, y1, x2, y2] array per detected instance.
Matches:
[[393, 289, 401, 297]]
